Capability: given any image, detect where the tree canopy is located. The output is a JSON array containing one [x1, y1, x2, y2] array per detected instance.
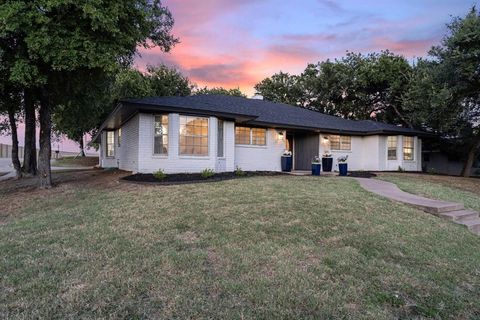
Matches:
[[194, 86, 247, 97], [0, 0, 178, 187], [255, 51, 413, 125], [403, 7, 480, 176]]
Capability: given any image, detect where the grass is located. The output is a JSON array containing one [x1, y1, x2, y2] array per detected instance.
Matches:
[[377, 173, 480, 212], [1, 174, 480, 319], [52, 156, 98, 167]]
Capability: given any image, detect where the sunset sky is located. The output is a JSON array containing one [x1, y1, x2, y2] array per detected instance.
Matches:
[[0, 0, 477, 151], [135, 0, 477, 96]]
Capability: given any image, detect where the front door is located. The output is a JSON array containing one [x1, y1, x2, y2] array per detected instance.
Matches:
[[294, 133, 319, 170]]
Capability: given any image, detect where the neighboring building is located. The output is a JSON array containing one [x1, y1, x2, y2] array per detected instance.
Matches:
[[92, 95, 426, 173]]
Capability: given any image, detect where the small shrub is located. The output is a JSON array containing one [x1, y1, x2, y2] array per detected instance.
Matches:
[[153, 169, 167, 180], [235, 166, 246, 177], [201, 168, 215, 178]]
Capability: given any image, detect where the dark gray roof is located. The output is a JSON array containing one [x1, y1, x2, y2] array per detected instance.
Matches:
[[93, 94, 426, 142]]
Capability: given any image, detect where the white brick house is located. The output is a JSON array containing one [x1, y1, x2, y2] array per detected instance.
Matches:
[[93, 95, 425, 173]]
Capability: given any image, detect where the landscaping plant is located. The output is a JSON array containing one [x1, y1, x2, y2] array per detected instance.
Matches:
[[153, 169, 167, 180], [201, 168, 215, 179]]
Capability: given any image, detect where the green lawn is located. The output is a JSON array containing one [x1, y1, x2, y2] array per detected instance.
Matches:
[[377, 173, 480, 212], [1, 174, 480, 319]]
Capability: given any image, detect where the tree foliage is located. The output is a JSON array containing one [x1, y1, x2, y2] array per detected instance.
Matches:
[[52, 69, 113, 155], [403, 7, 480, 176], [53, 64, 192, 155], [194, 86, 247, 97], [255, 51, 413, 125], [254, 72, 302, 106]]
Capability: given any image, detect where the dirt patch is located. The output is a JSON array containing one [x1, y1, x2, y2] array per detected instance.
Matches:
[[52, 156, 99, 167], [0, 169, 140, 223], [121, 171, 285, 185], [0, 169, 130, 195], [348, 171, 377, 178]]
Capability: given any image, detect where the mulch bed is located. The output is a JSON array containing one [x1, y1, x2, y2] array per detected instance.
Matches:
[[348, 171, 377, 178], [121, 171, 285, 185]]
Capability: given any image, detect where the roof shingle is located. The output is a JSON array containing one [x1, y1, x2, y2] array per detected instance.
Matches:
[[121, 94, 424, 135]]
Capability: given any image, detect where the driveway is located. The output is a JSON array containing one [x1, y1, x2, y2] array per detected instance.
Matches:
[[0, 158, 14, 173], [0, 158, 94, 182]]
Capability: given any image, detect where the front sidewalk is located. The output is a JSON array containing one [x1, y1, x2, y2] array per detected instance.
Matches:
[[355, 177, 480, 235]]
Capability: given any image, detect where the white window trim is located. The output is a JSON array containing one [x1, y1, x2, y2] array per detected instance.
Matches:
[[387, 136, 398, 161], [235, 127, 267, 146], [153, 114, 169, 156], [329, 134, 351, 151], [217, 119, 226, 159], [117, 128, 122, 148], [403, 136, 415, 161], [178, 115, 210, 157], [331, 150, 352, 154], [106, 131, 115, 158], [235, 144, 268, 149]]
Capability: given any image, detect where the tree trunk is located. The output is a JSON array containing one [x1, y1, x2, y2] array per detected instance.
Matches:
[[461, 137, 480, 177], [38, 88, 52, 188], [22, 88, 37, 176], [7, 106, 22, 178], [78, 135, 86, 157]]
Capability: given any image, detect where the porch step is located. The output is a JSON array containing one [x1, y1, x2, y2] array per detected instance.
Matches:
[[422, 203, 465, 214], [436, 209, 479, 222], [459, 218, 480, 235]]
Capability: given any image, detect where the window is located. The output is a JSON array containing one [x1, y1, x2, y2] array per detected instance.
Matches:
[[329, 135, 351, 150], [118, 128, 122, 147], [235, 127, 250, 145], [387, 136, 397, 160], [235, 126, 266, 146], [106, 131, 115, 157], [403, 136, 414, 160], [252, 128, 266, 145], [154, 115, 169, 154], [217, 120, 224, 157], [179, 115, 209, 156]]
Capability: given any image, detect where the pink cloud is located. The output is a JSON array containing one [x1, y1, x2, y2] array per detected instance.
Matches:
[[372, 37, 437, 57], [133, 0, 444, 96]]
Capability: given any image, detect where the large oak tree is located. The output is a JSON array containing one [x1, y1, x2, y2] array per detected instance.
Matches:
[[1, 0, 178, 187], [255, 51, 413, 126]]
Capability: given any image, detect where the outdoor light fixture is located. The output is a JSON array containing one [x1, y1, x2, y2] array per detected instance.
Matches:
[[276, 130, 284, 141]]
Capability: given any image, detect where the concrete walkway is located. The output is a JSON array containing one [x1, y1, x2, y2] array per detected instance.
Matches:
[[355, 178, 480, 236]]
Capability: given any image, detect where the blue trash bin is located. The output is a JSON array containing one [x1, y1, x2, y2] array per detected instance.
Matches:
[[339, 163, 348, 176]]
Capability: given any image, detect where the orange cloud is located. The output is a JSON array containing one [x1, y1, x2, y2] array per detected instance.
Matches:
[[134, 0, 444, 96]]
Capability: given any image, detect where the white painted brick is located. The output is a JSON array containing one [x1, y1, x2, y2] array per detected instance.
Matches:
[[234, 129, 286, 171], [98, 112, 422, 173]]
